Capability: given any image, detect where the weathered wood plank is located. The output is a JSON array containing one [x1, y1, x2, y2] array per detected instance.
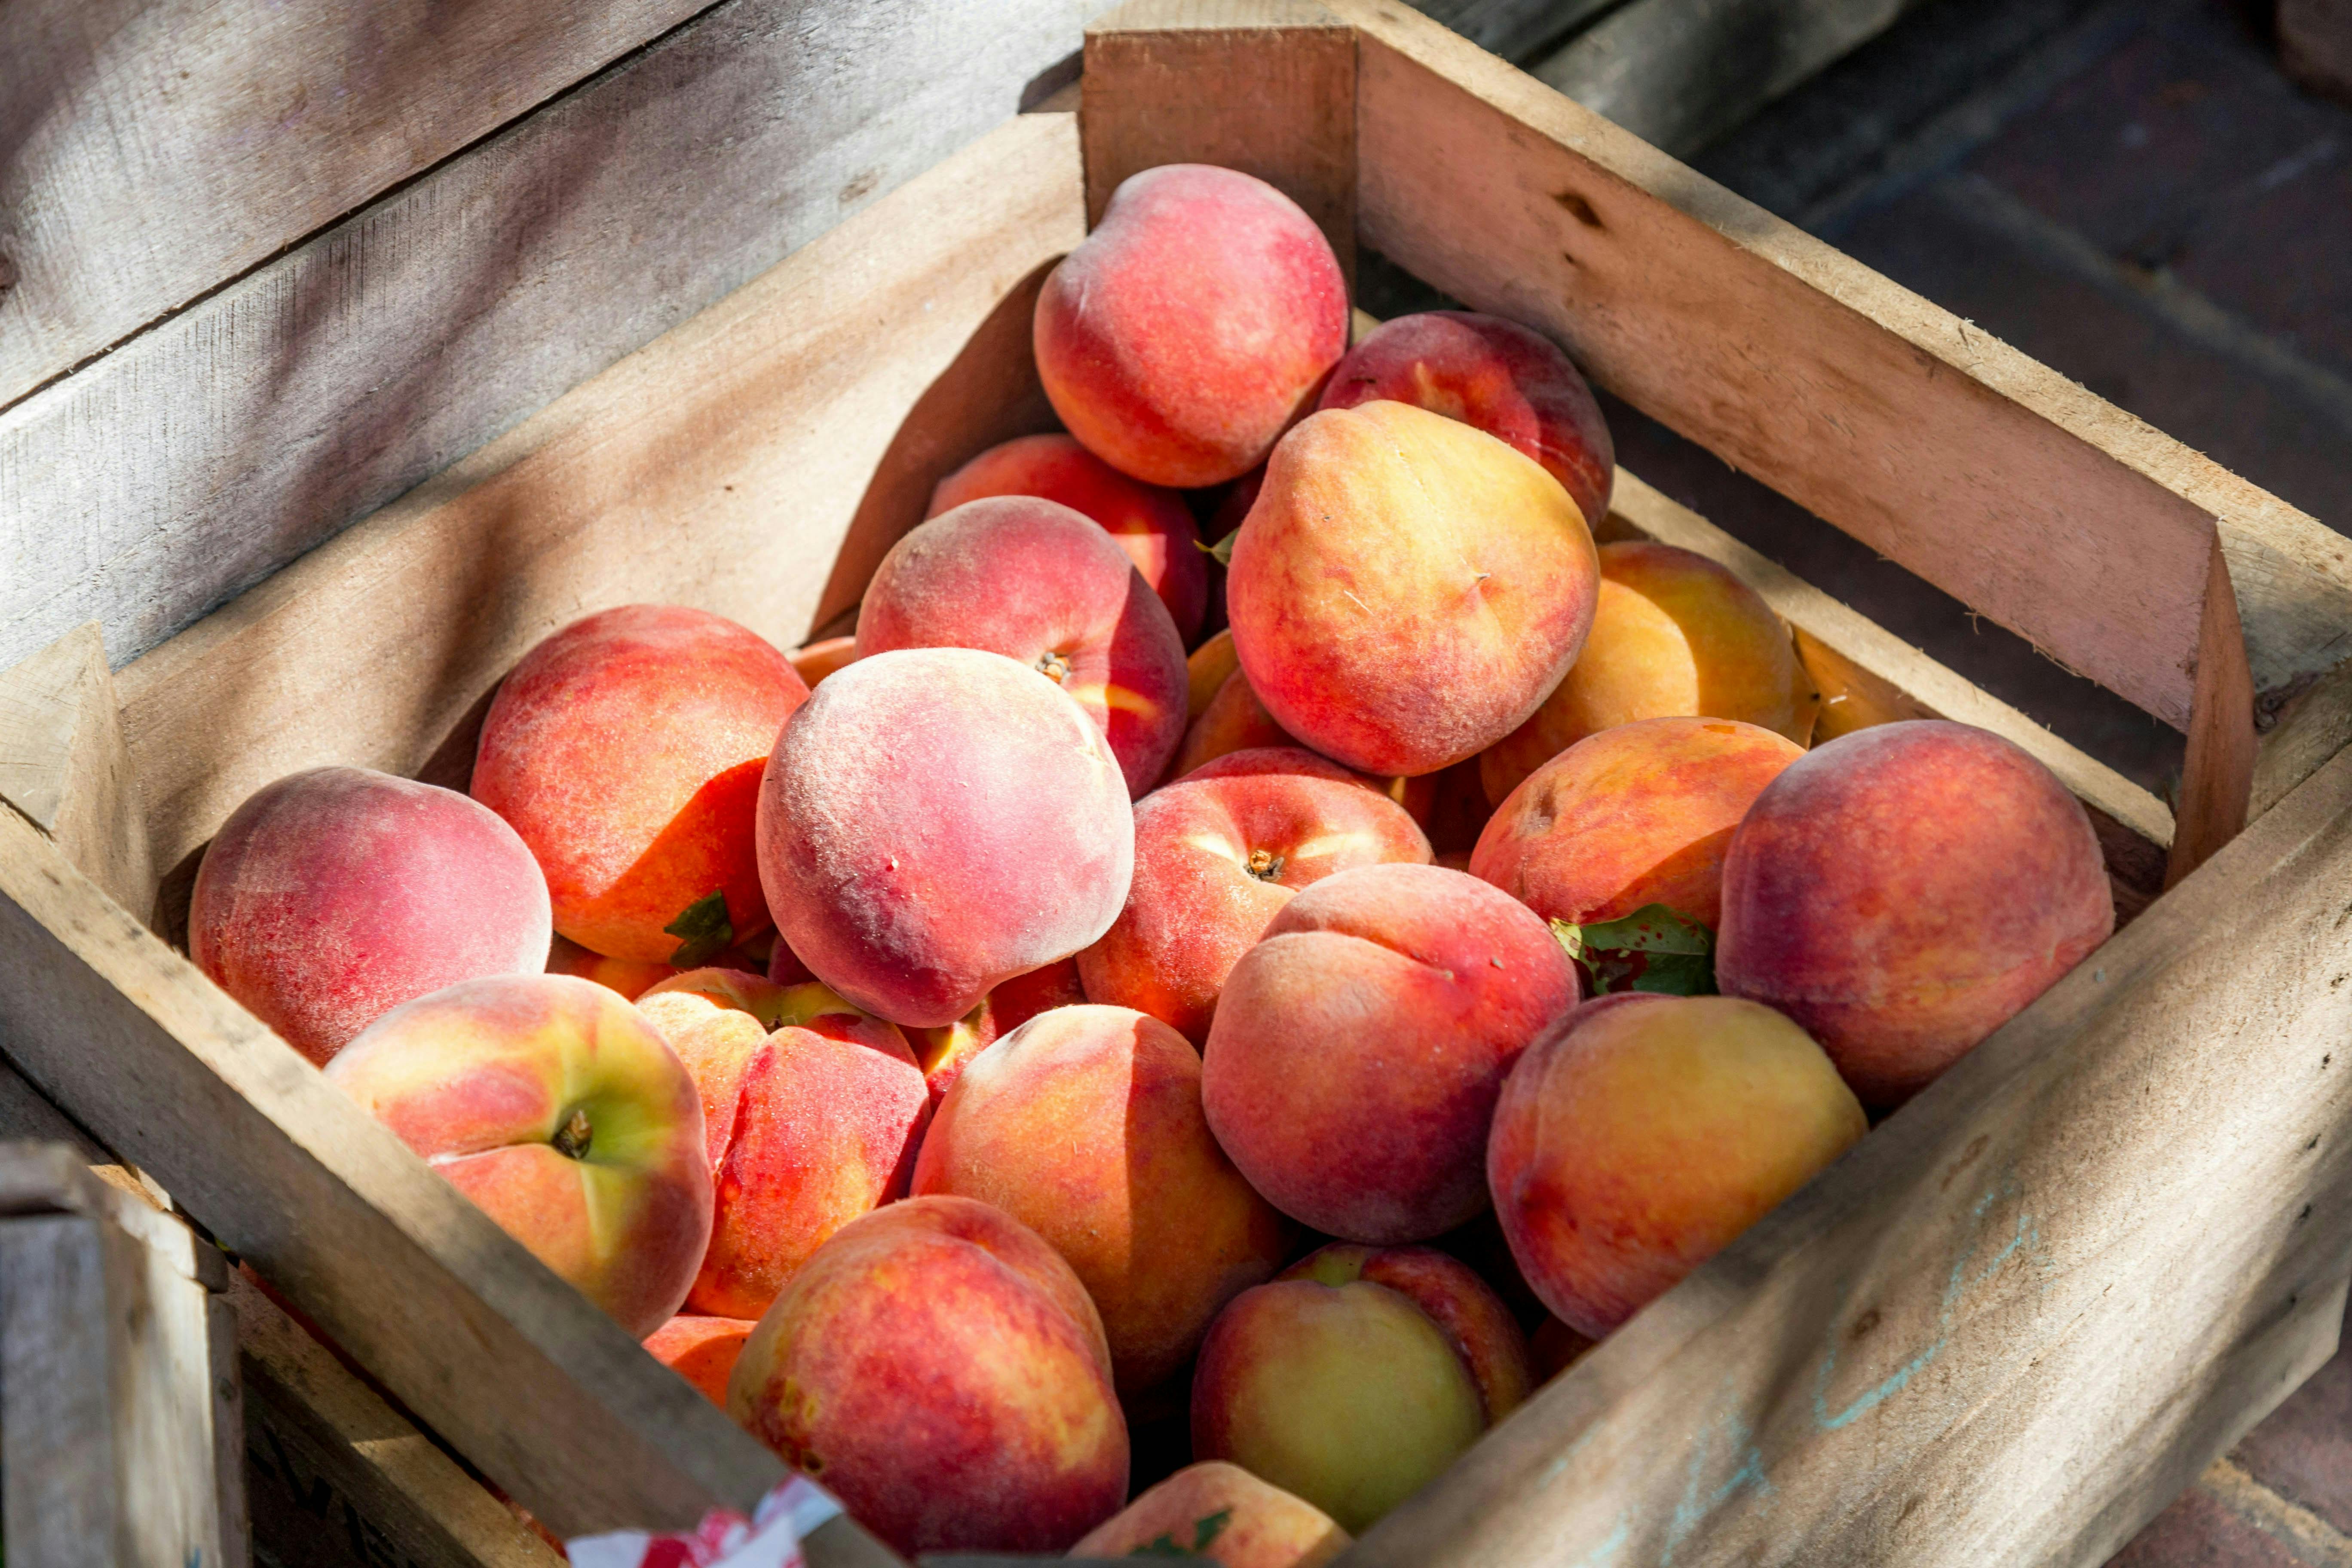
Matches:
[[1347, 737, 2352, 1567], [0, 624, 155, 921], [0, 0, 1085, 678], [1330, 0, 2352, 722], [0, 1214, 131, 1568], [112, 111, 1082, 881], [1083, 0, 1358, 283], [0, 0, 714, 407]]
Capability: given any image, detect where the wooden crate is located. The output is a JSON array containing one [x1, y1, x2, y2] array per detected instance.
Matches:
[[3, 1, 2351, 1562]]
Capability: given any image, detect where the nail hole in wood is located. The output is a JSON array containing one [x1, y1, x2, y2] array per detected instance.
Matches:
[[1553, 190, 1605, 230]]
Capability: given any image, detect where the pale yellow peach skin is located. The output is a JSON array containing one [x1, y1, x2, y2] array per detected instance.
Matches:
[[1072, 1462, 1349, 1565]]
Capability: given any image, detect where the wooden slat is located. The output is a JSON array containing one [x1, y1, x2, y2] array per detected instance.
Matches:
[[0, 0, 712, 408], [1327, 0, 2352, 725], [0, 0, 1085, 678], [1083, 0, 1359, 285], [0, 624, 155, 921], [233, 1271, 564, 1568], [1, 1214, 135, 1568], [113, 110, 1083, 880], [1348, 737, 2352, 1568], [2170, 542, 2256, 887]]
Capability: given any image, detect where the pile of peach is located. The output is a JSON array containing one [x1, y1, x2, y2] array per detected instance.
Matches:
[[189, 164, 2116, 1560]]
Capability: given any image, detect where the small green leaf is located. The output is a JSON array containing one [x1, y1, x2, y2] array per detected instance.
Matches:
[[1191, 1509, 1232, 1551], [1124, 1509, 1234, 1558], [1197, 529, 1240, 568], [1555, 903, 1717, 996], [663, 889, 735, 968]]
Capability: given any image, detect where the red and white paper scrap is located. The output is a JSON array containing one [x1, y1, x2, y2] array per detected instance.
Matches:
[[565, 1478, 842, 1568]]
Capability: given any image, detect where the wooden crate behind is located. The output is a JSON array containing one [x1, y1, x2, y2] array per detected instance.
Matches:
[[1, 3, 2350, 1565]]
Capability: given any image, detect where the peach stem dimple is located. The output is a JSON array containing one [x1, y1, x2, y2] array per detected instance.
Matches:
[[553, 1106, 594, 1161], [1035, 649, 1073, 683], [1246, 848, 1288, 882]]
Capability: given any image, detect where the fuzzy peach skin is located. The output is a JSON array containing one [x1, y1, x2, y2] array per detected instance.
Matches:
[[910, 956, 1086, 1109], [325, 974, 713, 1337], [1489, 993, 1866, 1337], [913, 1005, 1289, 1391], [1717, 720, 2114, 1108], [635, 970, 929, 1320], [728, 1195, 1127, 1553], [1481, 542, 1811, 805], [1202, 863, 1579, 1243], [1072, 1462, 1349, 1566], [472, 605, 807, 964], [756, 647, 1134, 1029], [1035, 165, 1347, 489], [1318, 311, 1614, 532], [1228, 401, 1600, 777], [1191, 1265, 1488, 1531], [644, 1314, 756, 1406], [1080, 750, 1430, 1042], [930, 433, 1210, 641], [787, 636, 858, 689], [547, 933, 775, 1001], [190, 767, 552, 1066], [1472, 717, 1805, 932], [856, 497, 1188, 794]]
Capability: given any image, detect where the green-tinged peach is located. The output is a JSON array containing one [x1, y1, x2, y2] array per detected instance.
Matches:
[[325, 974, 712, 1337], [728, 1196, 1127, 1553], [912, 1005, 1291, 1390], [1488, 994, 1865, 1337]]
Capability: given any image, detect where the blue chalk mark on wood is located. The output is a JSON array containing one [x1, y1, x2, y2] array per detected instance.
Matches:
[[1661, 1403, 1774, 1565], [1813, 1181, 2040, 1431]]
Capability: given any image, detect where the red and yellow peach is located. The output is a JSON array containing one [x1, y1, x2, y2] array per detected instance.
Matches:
[[1072, 1462, 1349, 1566]]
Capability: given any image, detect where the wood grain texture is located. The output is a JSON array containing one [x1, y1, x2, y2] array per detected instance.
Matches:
[[1347, 738, 2352, 1568], [0, 0, 1086, 679], [0, 624, 154, 920], [2168, 541, 2256, 887], [1084, 0, 1358, 284], [1532, 0, 1925, 156], [114, 110, 1083, 882], [233, 1270, 563, 1568], [0, 0, 714, 408], [0, 1143, 242, 1568], [1329, 0, 2352, 718]]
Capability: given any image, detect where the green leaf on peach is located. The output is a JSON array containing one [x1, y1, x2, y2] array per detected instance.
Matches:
[[1198, 530, 1240, 567], [1555, 903, 1718, 997], [664, 889, 735, 968]]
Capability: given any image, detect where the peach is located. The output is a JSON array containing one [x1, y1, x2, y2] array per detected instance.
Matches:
[[910, 956, 1086, 1108], [1188, 628, 1242, 721], [1173, 662, 1299, 779], [929, 433, 1209, 641], [1717, 720, 2114, 1107], [1318, 311, 1614, 531], [472, 605, 807, 964], [1079, 750, 1431, 1042], [756, 647, 1134, 1029], [190, 767, 551, 1066], [544, 934, 673, 1001], [1035, 165, 1348, 488], [728, 1195, 1127, 1553], [1472, 717, 1805, 934], [1071, 1462, 1349, 1566], [912, 1005, 1289, 1390], [1190, 1243, 1526, 1532], [855, 497, 1187, 794], [634, 970, 929, 1321], [1228, 401, 1599, 776], [325, 974, 712, 1337], [1481, 542, 1811, 805], [787, 635, 857, 689], [1488, 993, 1866, 1337], [644, 1314, 755, 1407], [1202, 863, 1579, 1243]]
